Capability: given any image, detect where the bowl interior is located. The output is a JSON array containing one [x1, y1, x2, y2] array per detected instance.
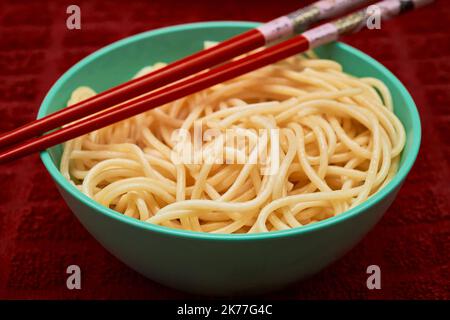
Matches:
[[38, 21, 421, 238]]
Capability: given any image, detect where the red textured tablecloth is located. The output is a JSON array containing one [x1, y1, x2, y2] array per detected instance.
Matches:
[[0, 0, 448, 300]]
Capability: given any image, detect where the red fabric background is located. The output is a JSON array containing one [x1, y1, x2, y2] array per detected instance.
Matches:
[[0, 0, 448, 300]]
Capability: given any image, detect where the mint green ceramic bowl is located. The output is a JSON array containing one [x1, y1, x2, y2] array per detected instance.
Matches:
[[38, 22, 421, 295]]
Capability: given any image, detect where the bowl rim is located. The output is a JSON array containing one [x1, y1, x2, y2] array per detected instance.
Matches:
[[39, 21, 422, 241]]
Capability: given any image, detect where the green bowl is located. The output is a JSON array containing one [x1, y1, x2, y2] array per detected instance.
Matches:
[[38, 22, 421, 295]]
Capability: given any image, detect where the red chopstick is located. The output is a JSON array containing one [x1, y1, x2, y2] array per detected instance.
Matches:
[[0, 30, 263, 149], [0, 0, 369, 149], [0, 35, 310, 163], [0, 0, 432, 164]]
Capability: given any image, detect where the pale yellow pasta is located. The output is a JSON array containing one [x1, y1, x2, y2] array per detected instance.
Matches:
[[60, 51, 405, 234]]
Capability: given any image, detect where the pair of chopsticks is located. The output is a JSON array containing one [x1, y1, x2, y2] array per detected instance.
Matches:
[[0, 0, 433, 164]]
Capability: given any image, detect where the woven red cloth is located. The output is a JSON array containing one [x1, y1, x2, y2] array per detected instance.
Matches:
[[0, 0, 448, 300]]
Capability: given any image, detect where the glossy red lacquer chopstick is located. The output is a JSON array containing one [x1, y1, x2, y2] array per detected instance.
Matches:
[[0, 36, 310, 163], [0, 0, 433, 164], [0, 0, 368, 149]]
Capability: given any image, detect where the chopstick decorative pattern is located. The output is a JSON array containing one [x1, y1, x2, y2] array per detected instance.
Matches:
[[304, 0, 433, 49], [257, 0, 368, 43]]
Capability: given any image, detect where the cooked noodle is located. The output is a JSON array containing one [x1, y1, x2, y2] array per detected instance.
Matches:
[[60, 49, 405, 234]]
